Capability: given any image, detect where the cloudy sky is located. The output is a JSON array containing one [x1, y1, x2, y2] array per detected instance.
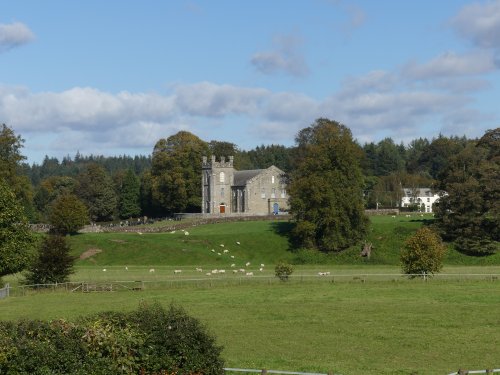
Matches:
[[1, 0, 500, 164]]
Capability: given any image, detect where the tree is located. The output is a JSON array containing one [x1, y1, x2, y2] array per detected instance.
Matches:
[[288, 118, 369, 252], [400, 227, 447, 277], [0, 180, 36, 278], [25, 235, 75, 285], [117, 169, 141, 219], [274, 261, 294, 281], [48, 193, 88, 235], [0, 124, 35, 219], [150, 131, 209, 214], [76, 164, 118, 222], [434, 128, 499, 255]]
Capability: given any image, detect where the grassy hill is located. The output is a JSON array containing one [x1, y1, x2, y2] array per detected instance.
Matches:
[[68, 214, 500, 268]]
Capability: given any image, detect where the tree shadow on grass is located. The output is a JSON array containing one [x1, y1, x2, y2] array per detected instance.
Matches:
[[269, 221, 296, 252]]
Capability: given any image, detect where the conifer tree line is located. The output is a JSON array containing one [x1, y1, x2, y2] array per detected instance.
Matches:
[[1, 121, 498, 256]]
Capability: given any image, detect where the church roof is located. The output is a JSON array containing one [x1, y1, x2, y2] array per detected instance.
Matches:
[[233, 169, 264, 186]]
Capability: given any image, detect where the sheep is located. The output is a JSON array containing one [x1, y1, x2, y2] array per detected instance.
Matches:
[[223, 249, 229, 253], [230, 263, 236, 267], [232, 269, 238, 274], [218, 269, 226, 274], [138, 232, 143, 235], [195, 267, 203, 272], [184, 231, 189, 236], [230, 255, 235, 259], [217, 252, 222, 256], [391, 215, 396, 218], [260, 263, 265, 267], [174, 269, 182, 274], [239, 268, 245, 273], [259, 268, 263, 272], [236, 241, 240, 245], [205, 272, 212, 276], [211, 249, 215, 253], [211, 269, 218, 274], [245, 272, 254, 276], [220, 244, 225, 247], [125, 266, 128, 271], [102, 268, 107, 272], [170, 230, 176, 234], [245, 262, 251, 267], [149, 268, 155, 273]]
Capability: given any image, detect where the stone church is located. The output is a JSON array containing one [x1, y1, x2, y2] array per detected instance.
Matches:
[[202, 156, 289, 215]]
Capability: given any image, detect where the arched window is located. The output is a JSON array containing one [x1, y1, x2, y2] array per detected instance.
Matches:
[[271, 175, 275, 184], [219, 172, 225, 183]]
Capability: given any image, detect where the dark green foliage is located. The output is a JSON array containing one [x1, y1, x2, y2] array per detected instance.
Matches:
[[0, 303, 224, 375], [76, 163, 118, 222], [434, 129, 499, 255], [401, 227, 447, 277], [289, 118, 369, 252], [25, 235, 75, 285], [0, 180, 36, 278], [150, 131, 210, 214], [117, 169, 141, 219], [48, 193, 88, 235], [275, 261, 294, 281]]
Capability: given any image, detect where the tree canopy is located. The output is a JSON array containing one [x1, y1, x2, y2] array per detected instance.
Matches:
[[0, 180, 36, 278], [289, 118, 369, 252]]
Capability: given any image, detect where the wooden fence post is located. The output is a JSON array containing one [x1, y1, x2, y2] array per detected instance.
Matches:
[[458, 369, 467, 375]]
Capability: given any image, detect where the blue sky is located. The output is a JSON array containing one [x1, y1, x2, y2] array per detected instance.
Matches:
[[1, 0, 500, 164]]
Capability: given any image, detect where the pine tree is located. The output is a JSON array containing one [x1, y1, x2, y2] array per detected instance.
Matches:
[[118, 169, 141, 218]]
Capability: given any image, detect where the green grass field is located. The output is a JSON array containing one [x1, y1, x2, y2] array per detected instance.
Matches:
[[1, 215, 500, 374]]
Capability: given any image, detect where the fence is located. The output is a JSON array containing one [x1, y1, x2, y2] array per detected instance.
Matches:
[[0, 283, 9, 299], [448, 369, 500, 374], [6, 272, 499, 297], [224, 368, 336, 375]]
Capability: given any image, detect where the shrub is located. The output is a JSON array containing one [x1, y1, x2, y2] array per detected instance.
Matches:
[[0, 302, 224, 375], [275, 261, 294, 281], [48, 193, 88, 235], [400, 227, 447, 278]]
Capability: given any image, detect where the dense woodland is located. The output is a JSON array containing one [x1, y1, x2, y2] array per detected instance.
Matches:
[[1, 121, 498, 255]]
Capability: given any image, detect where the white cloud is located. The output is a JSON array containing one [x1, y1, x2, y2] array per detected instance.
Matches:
[[451, 0, 500, 49], [0, 22, 35, 52], [402, 50, 498, 80], [251, 34, 309, 77]]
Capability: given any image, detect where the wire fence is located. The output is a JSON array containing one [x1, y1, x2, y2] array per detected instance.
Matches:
[[5, 272, 499, 297], [448, 369, 500, 374], [224, 367, 336, 375]]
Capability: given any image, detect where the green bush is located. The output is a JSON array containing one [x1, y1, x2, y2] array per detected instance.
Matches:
[[292, 248, 329, 265], [275, 261, 294, 281], [0, 302, 224, 375]]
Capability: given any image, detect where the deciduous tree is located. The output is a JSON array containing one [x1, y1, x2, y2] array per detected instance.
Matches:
[[48, 193, 88, 235], [401, 227, 447, 277], [289, 118, 368, 252]]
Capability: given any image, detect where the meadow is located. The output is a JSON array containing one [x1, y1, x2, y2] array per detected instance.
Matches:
[[1, 215, 499, 374]]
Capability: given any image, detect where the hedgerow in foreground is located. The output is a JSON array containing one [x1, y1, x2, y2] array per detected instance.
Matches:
[[0, 302, 224, 375]]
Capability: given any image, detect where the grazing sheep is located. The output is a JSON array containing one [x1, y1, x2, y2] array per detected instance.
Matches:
[[245, 272, 254, 276], [236, 241, 240, 245], [230, 255, 235, 259], [239, 269, 245, 273], [102, 268, 107, 272], [231, 263, 235, 267], [195, 267, 203, 272], [223, 249, 229, 253], [245, 262, 251, 267], [205, 272, 212, 276], [125, 266, 128, 271], [406, 214, 411, 218], [232, 270, 238, 274], [217, 252, 222, 256], [220, 244, 224, 247], [174, 269, 182, 274], [211, 249, 215, 252], [149, 268, 155, 273], [138, 232, 143, 235], [392, 215, 396, 218], [170, 230, 176, 233], [211, 269, 218, 274], [219, 269, 225, 273], [260, 263, 265, 267], [259, 268, 263, 272]]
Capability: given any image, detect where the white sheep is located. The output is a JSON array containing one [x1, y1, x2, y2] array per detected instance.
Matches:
[[149, 268, 155, 273], [211, 269, 218, 274], [230, 255, 235, 259], [236, 241, 240, 245], [205, 272, 212, 276], [170, 230, 176, 233], [259, 268, 263, 272], [138, 232, 143, 235], [211, 249, 215, 253], [184, 231, 189, 236], [232, 269, 238, 274], [239, 268, 245, 273], [195, 267, 203, 272], [102, 268, 107, 272], [245, 272, 254, 276], [260, 263, 265, 267], [223, 249, 229, 253], [125, 266, 128, 271], [220, 244, 224, 247], [245, 262, 251, 267], [174, 269, 182, 274], [219, 269, 225, 273], [217, 252, 222, 256], [230, 263, 235, 267]]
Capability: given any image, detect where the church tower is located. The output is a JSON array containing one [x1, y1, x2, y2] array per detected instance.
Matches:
[[202, 155, 234, 214]]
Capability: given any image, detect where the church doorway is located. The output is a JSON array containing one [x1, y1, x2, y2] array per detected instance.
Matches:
[[273, 203, 279, 215], [219, 204, 226, 214]]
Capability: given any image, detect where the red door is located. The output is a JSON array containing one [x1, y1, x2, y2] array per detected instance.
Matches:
[[219, 205, 225, 214]]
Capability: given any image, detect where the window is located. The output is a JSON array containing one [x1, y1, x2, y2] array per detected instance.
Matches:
[[281, 189, 286, 198], [271, 175, 275, 184], [221, 188, 224, 197], [261, 188, 266, 198], [219, 172, 225, 183], [271, 188, 276, 198], [427, 198, 430, 202]]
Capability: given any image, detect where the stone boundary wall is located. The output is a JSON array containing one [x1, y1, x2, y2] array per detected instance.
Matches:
[[364, 209, 400, 216]]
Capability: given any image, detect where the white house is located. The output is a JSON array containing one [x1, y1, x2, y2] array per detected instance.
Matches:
[[401, 188, 440, 213]]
